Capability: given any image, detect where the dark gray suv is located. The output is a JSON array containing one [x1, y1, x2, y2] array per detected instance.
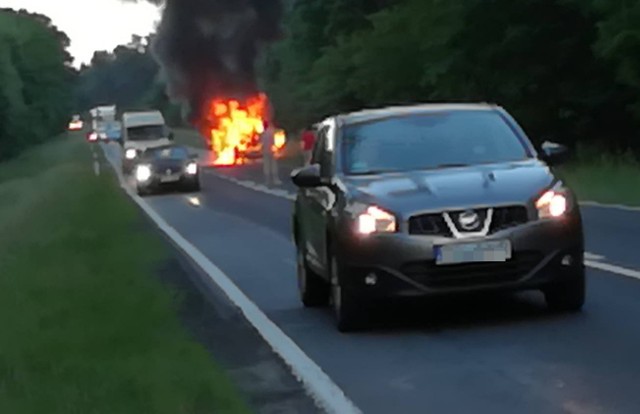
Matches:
[[290, 103, 585, 332]]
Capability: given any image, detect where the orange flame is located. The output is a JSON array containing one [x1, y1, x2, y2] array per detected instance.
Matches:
[[204, 93, 286, 166]]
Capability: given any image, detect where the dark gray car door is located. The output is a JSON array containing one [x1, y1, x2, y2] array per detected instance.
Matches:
[[298, 127, 327, 272]]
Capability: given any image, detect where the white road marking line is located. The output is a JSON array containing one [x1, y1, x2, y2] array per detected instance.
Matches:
[[584, 260, 640, 280], [209, 173, 640, 281], [101, 147, 361, 414], [187, 196, 201, 207], [579, 201, 640, 212], [584, 252, 605, 261]]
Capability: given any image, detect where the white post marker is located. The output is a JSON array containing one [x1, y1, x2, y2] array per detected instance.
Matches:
[[100, 146, 362, 414]]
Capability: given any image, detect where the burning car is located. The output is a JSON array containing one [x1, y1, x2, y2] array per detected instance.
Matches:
[[202, 93, 286, 166]]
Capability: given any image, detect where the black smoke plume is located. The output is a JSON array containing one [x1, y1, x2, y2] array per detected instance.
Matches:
[[140, 0, 283, 125]]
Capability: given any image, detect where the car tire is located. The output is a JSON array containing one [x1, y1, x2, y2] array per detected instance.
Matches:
[[543, 269, 586, 312], [296, 246, 330, 307], [136, 185, 149, 197], [191, 180, 201, 192], [329, 251, 364, 332]]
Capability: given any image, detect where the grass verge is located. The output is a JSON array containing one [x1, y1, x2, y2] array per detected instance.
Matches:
[[0, 133, 251, 414], [560, 149, 640, 207]]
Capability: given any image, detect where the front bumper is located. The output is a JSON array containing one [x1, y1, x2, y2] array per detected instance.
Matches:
[[136, 173, 199, 190], [334, 213, 584, 298]]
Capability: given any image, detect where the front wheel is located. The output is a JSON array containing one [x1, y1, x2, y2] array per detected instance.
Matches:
[[136, 185, 149, 197], [330, 252, 365, 332], [296, 247, 330, 307], [543, 269, 586, 312]]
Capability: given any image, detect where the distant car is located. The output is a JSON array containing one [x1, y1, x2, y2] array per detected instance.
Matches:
[[105, 121, 122, 142], [290, 103, 585, 332], [133, 145, 201, 196], [86, 131, 98, 143], [121, 110, 174, 175], [68, 115, 83, 131]]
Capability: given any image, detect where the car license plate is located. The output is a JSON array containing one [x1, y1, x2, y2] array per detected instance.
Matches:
[[434, 239, 512, 265], [160, 174, 180, 183]]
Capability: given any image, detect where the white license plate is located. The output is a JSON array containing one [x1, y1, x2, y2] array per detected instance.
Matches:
[[160, 174, 180, 183], [434, 239, 512, 265]]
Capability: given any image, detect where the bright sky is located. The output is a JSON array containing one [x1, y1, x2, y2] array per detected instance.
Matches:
[[0, 0, 162, 67]]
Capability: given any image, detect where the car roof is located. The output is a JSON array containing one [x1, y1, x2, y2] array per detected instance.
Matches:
[[335, 103, 500, 126], [123, 110, 165, 127]]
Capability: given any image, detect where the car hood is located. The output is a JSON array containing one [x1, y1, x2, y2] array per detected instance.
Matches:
[[149, 158, 190, 169], [343, 160, 556, 216]]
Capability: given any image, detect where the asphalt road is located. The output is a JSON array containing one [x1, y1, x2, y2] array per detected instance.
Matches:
[[104, 144, 640, 414]]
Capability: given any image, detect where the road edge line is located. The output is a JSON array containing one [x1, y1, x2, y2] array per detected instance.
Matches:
[[578, 201, 640, 212], [584, 260, 640, 280], [99, 143, 362, 414]]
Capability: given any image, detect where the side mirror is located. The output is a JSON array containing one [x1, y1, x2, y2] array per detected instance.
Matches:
[[540, 141, 570, 166], [291, 164, 327, 188]]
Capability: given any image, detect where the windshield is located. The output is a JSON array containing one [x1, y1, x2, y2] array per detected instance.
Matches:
[[127, 125, 167, 141], [147, 146, 188, 160], [342, 111, 531, 175]]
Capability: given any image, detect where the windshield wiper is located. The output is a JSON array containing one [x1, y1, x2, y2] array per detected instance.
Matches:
[[423, 163, 471, 170]]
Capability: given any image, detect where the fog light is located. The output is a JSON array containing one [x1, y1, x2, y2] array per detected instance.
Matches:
[[561, 255, 573, 266], [365, 273, 378, 286]]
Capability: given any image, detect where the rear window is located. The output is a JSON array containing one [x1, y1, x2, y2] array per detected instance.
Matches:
[[342, 110, 531, 175], [127, 125, 167, 141]]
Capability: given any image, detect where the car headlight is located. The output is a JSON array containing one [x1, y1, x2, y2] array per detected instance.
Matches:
[[357, 206, 397, 235], [536, 184, 569, 219], [125, 148, 137, 159], [135, 164, 152, 182], [185, 162, 198, 175]]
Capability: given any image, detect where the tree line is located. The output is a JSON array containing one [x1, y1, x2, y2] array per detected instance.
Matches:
[[74, 0, 640, 156], [74, 34, 185, 127], [0, 8, 74, 160], [259, 0, 640, 154]]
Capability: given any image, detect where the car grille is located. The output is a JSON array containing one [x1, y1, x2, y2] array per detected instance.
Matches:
[[401, 251, 543, 289], [408, 214, 452, 237], [489, 206, 529, 233], [408, 205, 529, 236]]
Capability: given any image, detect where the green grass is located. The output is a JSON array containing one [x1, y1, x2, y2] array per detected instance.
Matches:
[[560, 149, 640, 206], [0, 134, 251, 414]]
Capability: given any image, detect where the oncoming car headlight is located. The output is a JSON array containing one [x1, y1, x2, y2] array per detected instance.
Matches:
[[185, 162, 198, 175], [125, 148, 137, 160], [135, 164, 152, 182], [536, 184, 569, 219], [357, 206, 397, 235]]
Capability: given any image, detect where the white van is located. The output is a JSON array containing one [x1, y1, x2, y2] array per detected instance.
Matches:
[[121, 110, 174, 174]]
